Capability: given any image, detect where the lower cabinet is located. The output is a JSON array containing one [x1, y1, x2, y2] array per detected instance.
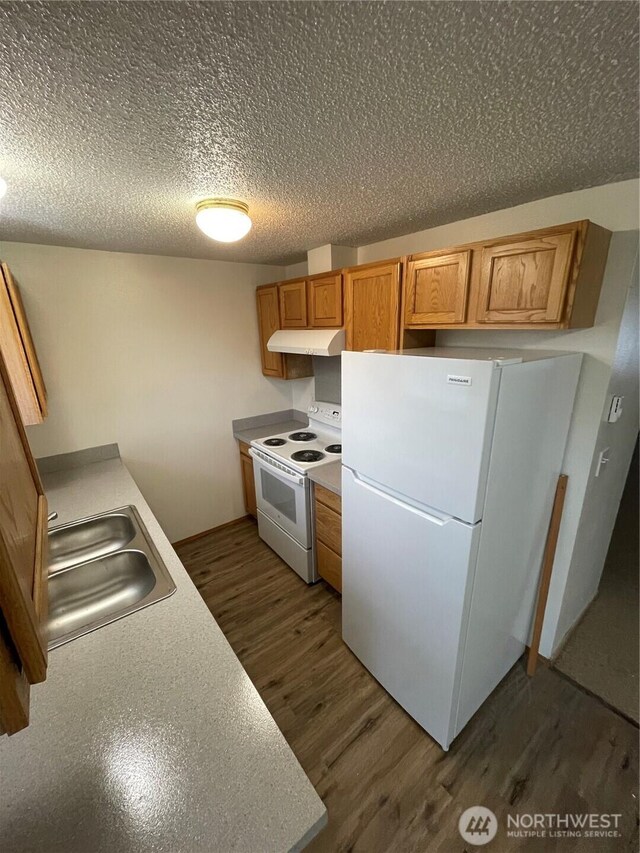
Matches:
[[238, 442, 257, 519], [314, 483, 342, 593]]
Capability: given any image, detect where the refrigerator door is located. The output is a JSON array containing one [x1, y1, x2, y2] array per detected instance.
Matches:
[[341, 467, 481, 750], [342, 351, 501, 523]]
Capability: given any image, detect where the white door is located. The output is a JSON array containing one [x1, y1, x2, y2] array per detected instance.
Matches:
[[341, 467, 481, 750], [342, 351, 501, 523]]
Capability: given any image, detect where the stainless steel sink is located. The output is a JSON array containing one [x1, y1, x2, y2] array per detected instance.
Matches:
[[49, 512, 136, 572], [47, 506, 176, 649]]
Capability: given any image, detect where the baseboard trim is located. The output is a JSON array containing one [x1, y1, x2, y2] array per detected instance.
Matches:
[[172, 514, 253, 548], [548, 592, 599, 662]]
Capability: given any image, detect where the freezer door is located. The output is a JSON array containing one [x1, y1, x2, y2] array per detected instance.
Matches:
[[341, 467, 481, 750], [342, 351, 501, 523]]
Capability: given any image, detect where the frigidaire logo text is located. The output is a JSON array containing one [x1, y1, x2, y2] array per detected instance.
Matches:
[[447, 374, 472, 386]]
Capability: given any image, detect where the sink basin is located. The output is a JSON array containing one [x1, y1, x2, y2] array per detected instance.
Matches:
[[47, 506, 176, 649], [48, 512, 136, 572]]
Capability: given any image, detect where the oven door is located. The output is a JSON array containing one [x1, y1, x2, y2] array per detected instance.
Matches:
[[250, 449, 311, 546]]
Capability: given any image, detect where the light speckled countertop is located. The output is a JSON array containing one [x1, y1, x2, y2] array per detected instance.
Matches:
[[234, 418, 307, 445], [0, 457, 326, 853], [308, 461, 342, 496]]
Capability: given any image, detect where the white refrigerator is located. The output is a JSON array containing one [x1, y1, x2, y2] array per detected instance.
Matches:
[[341, 347, 582, 750]]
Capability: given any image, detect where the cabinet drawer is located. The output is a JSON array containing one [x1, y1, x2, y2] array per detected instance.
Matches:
[[315, 500, 342, 555], [314, 483, 341, 514], [317, 541, 342, 593], [238, 440, 251, 457]]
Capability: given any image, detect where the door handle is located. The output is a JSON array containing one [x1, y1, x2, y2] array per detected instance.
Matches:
[[350, 471, 453, 526], [249, 449, 304, 486]]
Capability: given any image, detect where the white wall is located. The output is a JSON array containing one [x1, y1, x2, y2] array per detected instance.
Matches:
[[356, 179, 639, 656], [554, 256, 639, 647], [0, 241, 289, 543], [357, 180, 639, 264]]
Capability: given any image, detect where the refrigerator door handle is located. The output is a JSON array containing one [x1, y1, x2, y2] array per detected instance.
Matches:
[[351, 472, 453, 526]]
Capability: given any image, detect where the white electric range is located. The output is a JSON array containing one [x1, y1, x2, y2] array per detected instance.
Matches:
[[249, 401, 341, 583]]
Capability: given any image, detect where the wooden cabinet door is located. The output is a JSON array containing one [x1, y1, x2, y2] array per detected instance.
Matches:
[[477, 230, 576, 324], [279, 279, 308, 328], [239, 444, 257, 519], [317, 542, 342, 593], [0, 263, 47, 425], [314, 485, 342, 593], [344, 261, 401, 351], [256, 285, 284, 378], [404, 251, 471, 325], [0, 349, 48, 735], [308, 273, 343, 328]]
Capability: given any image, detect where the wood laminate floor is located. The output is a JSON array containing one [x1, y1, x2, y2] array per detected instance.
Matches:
[[176, 519, 639, 853]]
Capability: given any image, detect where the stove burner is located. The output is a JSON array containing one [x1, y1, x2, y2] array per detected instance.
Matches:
[[291, 450, 325, 463], [263, 438, 287, 447], [289, 431, 317, 442], [324, 444, 342, 454]]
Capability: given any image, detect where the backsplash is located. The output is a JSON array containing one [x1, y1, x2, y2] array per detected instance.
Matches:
[[313, 355, 341, 404]]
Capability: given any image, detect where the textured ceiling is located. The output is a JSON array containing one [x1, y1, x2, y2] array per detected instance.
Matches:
[[0, 1, 637, 265]]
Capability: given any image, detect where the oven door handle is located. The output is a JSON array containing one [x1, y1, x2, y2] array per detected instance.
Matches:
[[249, 449, 305, 486]]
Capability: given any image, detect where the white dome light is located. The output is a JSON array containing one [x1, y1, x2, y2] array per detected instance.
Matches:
[[0, 177, 7, 199], [195, 198, 252, 242]]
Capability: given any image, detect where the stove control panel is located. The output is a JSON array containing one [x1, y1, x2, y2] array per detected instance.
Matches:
[[308, 401, 342, 426]]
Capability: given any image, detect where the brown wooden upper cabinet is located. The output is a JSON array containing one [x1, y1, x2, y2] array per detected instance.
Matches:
[[308, 272, 343, 327], [0, 262, 47, 425], [404, 251, 471, 326], [255, 283, 313, 380], [279, 279, 308, 328], [256, 284, 285, 377], [477, 229, 576, 324], [404, 221, 611, 330], [0, 348, 49, 735], [344, 260, 402, 351]]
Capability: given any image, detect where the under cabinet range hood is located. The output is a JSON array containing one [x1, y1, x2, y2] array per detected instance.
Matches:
[[267, 328, 345, 357]]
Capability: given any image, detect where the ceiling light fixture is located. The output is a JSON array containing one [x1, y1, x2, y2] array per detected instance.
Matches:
[[0, 177, 7, 199], [195, 198, 252, 243]]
